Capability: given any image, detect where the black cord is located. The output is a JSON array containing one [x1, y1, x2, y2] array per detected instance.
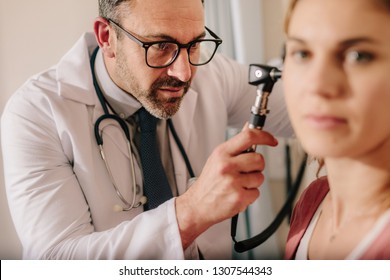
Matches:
[[285, 143, 293, 223], [167, 119, 195, 178], [232, 152, 307, 253]]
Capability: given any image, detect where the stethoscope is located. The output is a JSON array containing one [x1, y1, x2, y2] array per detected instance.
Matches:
[[90, 46, 195, 212]]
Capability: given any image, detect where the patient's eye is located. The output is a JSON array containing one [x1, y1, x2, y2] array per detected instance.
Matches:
[[345, 50, 374, 64]]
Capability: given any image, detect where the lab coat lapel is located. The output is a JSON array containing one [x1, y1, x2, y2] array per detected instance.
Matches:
[[56, 33, 132, 158], [170, 88, 198, 195], [57, 33, 97, 106]]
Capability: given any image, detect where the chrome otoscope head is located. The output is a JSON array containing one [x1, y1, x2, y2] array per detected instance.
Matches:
[[247, 64, 283, 132]]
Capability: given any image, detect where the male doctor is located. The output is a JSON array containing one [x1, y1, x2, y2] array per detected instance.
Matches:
[[1, 0, 292, 259]]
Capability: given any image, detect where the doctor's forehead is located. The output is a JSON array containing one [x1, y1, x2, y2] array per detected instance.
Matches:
[[119, 0, 205, 40]]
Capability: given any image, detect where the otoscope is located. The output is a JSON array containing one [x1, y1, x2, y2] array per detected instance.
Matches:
[[231, 64, 307, 253]]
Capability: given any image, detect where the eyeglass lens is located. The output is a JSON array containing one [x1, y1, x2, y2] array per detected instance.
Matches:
[[146, 41, 218, 67]]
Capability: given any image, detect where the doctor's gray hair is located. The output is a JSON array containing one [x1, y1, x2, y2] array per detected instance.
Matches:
[[98, 0, 129, 22], [99, 0, 204, 22]]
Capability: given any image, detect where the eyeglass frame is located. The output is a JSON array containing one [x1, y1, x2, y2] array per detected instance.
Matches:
[[107, 18, 223, 68]]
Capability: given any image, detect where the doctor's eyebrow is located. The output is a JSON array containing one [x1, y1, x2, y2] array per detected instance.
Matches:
[[147, 31, 207, 43]]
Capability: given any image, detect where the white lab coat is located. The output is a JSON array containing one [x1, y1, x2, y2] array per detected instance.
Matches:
[[1, 33, 292, 259]]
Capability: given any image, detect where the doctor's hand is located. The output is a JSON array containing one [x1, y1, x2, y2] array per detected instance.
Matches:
[[175, 127, 278, 249]]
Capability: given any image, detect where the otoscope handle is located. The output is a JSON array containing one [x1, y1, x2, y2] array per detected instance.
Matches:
[[245, 80, 273, 151], [249, 114, 266, 130], [246, 113, 266, 152]]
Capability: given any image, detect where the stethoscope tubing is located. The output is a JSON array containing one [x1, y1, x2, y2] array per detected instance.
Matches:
[[91, 47, 143, 211]]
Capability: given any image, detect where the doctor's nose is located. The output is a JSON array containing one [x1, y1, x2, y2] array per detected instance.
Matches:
[[166, 49, 192, 82]]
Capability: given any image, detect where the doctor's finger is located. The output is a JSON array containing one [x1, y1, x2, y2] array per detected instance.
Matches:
[[234, 151, 265, 173], [235, 170, 265, 190], [234, 187, 261, 213], [223, 129, 278, 156]]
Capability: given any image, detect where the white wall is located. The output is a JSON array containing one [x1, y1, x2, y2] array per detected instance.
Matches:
[[0, 0, 98, 259], [0, 0, 289, 259]]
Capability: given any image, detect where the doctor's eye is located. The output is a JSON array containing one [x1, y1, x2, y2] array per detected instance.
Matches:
[[152, 42, 176, 53], [189, 41, 201, 51]]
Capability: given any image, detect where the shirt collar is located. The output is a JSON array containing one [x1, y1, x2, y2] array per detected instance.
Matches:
[[94, 48, 141, 118]]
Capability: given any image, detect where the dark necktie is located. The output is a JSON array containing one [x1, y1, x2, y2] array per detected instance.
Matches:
[[137, 108, 172, 210]]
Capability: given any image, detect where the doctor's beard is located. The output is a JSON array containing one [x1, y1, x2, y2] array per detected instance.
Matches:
[[146, 76, 191, 119], [115, 49, 191, 119]]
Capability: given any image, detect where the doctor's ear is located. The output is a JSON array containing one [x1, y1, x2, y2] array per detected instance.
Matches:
[[93, 17, 116, 58]]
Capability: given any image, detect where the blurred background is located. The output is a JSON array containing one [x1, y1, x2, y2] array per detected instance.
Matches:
[[0, 0, 319, 259]]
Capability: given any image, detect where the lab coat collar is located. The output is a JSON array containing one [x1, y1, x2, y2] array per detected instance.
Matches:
[[94, 48, 141, 118], [56, 32, 98, 106]]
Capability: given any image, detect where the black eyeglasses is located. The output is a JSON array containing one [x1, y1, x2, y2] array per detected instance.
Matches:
[[108, 19, 222, 68]]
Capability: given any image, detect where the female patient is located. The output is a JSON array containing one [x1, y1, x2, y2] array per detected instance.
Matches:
[[282, 0, 390, 259]]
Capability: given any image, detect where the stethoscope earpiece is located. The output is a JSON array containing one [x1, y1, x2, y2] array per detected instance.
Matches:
[[113, 204, 124, 212], [113, 196, 148, 212], [139, 196, 148, 205]]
